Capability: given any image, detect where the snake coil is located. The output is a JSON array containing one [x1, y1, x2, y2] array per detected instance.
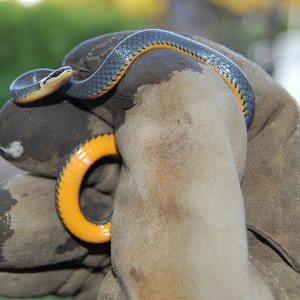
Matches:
[[10, 29, 255, 243]]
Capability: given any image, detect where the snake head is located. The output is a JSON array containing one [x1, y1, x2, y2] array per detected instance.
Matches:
[[11, 66, 74, 103], [42, 66, 73, 86]]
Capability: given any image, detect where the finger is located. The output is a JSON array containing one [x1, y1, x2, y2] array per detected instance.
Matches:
[[0, 268, 106, 299], [0, 99, 112, 177], [0, 173, 110, 269], [0, 269, 73, 298], [101, 50, 249, 298]]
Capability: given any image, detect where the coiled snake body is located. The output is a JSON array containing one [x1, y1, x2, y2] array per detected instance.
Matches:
[[10, 29, 255, 243]]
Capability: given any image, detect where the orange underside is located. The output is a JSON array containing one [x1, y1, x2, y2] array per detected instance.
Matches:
[[56, 134, 118, 243], [95, 43, 246, 113], [57, 44, 246, 244]]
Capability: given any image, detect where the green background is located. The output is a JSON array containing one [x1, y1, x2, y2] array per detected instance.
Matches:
[[0, 0, 146, 106]]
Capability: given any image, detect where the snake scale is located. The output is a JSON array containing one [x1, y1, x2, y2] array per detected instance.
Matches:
[[10, 29, 255, 243]]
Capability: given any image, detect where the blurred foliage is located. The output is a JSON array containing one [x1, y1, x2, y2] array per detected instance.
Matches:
[[47, 0, 168, 19], [0, 0, 152, 106], [109, 0, 168, 19], [211, 0, 300, 14]]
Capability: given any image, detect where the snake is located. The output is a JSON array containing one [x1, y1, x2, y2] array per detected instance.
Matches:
[[10, 29, 255, 243]]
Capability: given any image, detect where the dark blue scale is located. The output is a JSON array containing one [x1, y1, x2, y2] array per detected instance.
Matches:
[[62, 29, 254, 129]]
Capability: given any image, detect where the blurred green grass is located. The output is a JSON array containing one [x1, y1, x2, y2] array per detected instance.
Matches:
[[0, 1, 146, 106], [0, 1, 145, 299]]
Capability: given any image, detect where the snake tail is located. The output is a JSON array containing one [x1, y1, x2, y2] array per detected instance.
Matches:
[[55, 134, 118, 243]]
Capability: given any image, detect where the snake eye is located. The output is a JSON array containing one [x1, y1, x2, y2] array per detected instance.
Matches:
[[51, 69, 64, 78], [43, 69, 64, 84], [53, 70, 63, 77]]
